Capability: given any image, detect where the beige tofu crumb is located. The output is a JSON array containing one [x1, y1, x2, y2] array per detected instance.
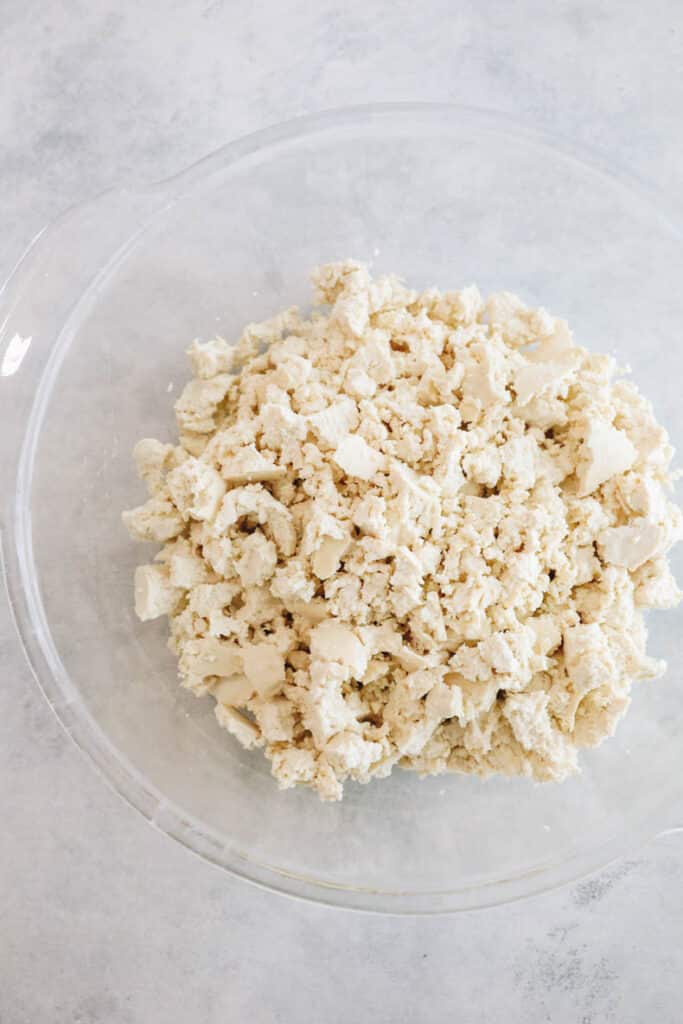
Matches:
[[577, 419, 637, 496], [134, 564, 184, 621], [220, 445, 286, 485], [215, 704, 263, 749], [333, 435, 385, 480], [166, 457, 226, 522], [122, 493, 184, 542]]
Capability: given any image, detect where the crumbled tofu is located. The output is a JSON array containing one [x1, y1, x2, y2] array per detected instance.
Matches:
[[179, 636, 243, 680], [425, 681, 463, 720], [312, 537, 348, 580], [214, 704, 263, 749], [563, 624, 616, 694], [220, 445, 286, 485], [174, 374, 232, 434], [310, 620, 369, 679], [211, 674, 255, 706], [134, 564, 184, 621], [324, 732, 383, 775], [250, 696, 296, 743], [514, 361, 575, 406], [345, 366, 377, 399], [240, 642, 285, 697], [133, 438, 177, 495], [599, 520, 672, 571], [124, 260, 682, 800], [333, 435, 385, 480], [122, 494, 184, 542], [234, 531, 278, 586], [309, 397, 359, 448], [269, 746, 318, 789], [161, 537, 214, 589], [187, 338, 236, 379], [577, 419, 637, 496], [166, 457, 226, 521]]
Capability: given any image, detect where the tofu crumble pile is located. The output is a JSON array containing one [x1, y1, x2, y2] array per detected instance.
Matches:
[[123, 261, 682, 801]]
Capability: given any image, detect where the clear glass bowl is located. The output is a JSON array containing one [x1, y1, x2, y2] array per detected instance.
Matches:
[[2, 104, 682, 913]]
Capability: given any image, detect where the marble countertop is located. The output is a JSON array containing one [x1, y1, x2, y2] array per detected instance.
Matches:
[[2, 2, 682, 1020]]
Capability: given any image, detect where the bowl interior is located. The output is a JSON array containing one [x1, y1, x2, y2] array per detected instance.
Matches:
[[20, 109, 683, 908]]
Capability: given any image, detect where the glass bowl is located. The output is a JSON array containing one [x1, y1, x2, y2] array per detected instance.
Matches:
[[2, 104, 682, 914]]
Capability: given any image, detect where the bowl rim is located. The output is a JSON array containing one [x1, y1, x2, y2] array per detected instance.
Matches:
[[1, 101, 682, 914]]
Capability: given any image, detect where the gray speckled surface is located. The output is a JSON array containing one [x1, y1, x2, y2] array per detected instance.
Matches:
[[2, 2, 683, 1021]]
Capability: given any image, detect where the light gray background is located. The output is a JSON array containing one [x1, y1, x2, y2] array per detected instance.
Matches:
[[2, 1, 683, 1021]]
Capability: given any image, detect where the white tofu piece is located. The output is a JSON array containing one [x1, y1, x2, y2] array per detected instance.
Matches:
[[324, 732, 382, 774], [234, 532, 278, 586], [514, 360, 574, 405], [563, 624, 616, 694], [220, 445, 286, 486], [134, 564, 184, 621], [333, 435, 385, 480], [599, 520, 669, 571], [133, 438, 176, 495], [215, 704, 263, 749], [577, 420, 637, 496], [174, 374, 232, 433], [122, 494, 184, 542], [179, 637, 243, 680], [187, 338, 236, 379], [309, 620, 369, 679], [211, 674, 255, 706], [240, 643, 285, 697], [311, 537, 348, 580], [166, 458, 226, 521], [309, 397, 359, 448]]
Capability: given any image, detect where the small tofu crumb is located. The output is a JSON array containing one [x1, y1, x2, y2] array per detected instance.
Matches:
[[334, 435, 385, 480], [134, 564, 184, 621]]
